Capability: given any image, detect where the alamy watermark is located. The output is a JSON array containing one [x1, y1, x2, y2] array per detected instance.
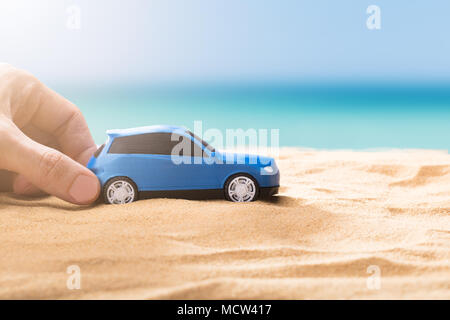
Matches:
[[366, 265, 381, 290], [66, 5, 81, 30], [66, 265, 81, 290], [168, 121, 279, 174], [366, 5, 381, 30]]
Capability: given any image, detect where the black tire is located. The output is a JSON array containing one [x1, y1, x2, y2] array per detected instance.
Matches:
[[224, 173, 259, 202], [103, 176, 139, 204]]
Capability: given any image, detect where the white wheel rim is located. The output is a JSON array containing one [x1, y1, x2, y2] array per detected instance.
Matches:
[[228, 176, 256, 202], [106, 180, 135, 204]]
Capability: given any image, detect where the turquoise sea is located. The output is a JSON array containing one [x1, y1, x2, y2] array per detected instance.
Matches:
[[59, 84, 450, 151]]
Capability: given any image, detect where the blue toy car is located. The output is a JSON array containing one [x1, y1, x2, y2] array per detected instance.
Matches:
[[87, 125, 280, 204]]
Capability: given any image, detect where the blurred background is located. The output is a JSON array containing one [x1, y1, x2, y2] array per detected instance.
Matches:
[[0, 0, 449, 149]]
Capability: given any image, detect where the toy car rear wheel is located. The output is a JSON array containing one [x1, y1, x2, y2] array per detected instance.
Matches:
[[224, 174, 259, 202], [103, 177, 138, 204]]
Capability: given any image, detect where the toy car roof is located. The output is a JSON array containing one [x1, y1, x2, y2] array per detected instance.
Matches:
[[106, 125, 187, 138]]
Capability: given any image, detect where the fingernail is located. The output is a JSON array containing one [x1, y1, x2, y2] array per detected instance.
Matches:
[[69, 175, 99, 204]]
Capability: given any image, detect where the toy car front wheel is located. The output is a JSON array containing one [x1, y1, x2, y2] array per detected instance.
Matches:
[[224, 174, 259, 202], [103, 177, 138, 204]]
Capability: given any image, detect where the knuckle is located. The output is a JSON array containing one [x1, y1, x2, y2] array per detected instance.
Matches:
[[5, 66, 41, 89], [16, 70, 42, 94], [1, 65, 26, 82], [70, 108, 83, 122], [38, 151, 65, 185], [0, 66, 43, 105], [14, 68, 37, 83]]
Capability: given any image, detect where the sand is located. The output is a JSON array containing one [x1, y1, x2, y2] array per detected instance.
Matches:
[[0, 148, 449, 299]]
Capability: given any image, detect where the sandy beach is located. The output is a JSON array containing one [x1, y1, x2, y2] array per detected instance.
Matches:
[[0, 148, 449, 299]]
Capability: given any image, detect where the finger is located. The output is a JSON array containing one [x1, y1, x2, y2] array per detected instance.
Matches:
[[5, 128, 100, 204], [12, 175, 42, 196], [30, 84, 97, 165], [21, 123, 60, 151], [9, 71, 96, 166]]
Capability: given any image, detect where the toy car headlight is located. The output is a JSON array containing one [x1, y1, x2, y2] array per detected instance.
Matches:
[[263, 166, 274, 173]]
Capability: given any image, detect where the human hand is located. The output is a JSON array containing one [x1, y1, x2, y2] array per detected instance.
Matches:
[[0, 63, 100, 204]]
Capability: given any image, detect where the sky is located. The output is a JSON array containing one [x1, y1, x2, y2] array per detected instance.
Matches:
[[0, 0, 449, 85]]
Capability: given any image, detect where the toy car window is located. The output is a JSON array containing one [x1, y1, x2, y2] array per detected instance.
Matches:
[[171, 134, 208, 158], [108, 133, 209, 157], [108, 133, 171, 154], [186, 130, 215, 153]]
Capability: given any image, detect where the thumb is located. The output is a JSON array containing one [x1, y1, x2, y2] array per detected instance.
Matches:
[[5, 129, 100, 205]]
